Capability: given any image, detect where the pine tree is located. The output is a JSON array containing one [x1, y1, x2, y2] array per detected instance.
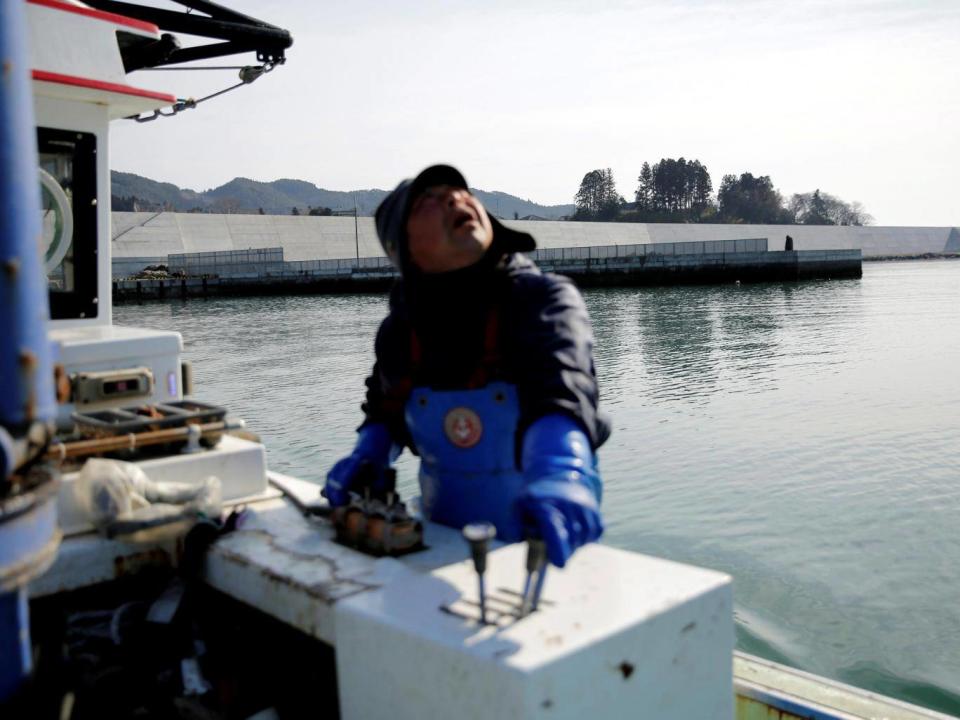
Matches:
[[575, 168, 623, 221], [635, 162, 654, 210]]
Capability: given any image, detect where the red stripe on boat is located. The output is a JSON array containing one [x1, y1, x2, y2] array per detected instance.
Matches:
[[32, 70, 176, 104], [27, 0, 160, 35]]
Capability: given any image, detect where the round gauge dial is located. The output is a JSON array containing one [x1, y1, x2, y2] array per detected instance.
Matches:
[[39, 167, 74, 275]]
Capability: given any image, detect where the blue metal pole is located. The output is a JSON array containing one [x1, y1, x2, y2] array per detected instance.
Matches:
[[0, 0, 55, 437], [0, 589, 30, 700], [0, 0, 60, 703]]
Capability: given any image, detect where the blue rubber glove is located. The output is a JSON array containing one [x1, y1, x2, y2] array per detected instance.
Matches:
[[519, 414, 604, 568], [323, 424, 398, 507]]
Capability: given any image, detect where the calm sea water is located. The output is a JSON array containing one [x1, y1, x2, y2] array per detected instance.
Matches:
[[115, 260, 960, 715]]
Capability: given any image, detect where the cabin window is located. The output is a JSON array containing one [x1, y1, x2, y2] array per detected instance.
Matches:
[[38, 127, 98, 320]]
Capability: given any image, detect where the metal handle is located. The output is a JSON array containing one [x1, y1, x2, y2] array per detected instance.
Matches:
[[463, 523, 496, 624]]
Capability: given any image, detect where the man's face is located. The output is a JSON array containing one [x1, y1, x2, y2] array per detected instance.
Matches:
[[405, 185, 494, 273]]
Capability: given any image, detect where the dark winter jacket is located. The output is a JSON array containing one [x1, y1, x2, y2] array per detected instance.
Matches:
[[361, 251, 611, 455]]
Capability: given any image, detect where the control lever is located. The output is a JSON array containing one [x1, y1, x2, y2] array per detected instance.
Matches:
[[462, 522, 496, 625], [520, 539, 547, 617]]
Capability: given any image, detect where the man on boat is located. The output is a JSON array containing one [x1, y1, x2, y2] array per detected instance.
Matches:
[[323, 165, 609, 568]]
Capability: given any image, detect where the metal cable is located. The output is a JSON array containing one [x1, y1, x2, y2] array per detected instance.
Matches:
[[130, 62, 276, 123], [138, 66, 247, 71]]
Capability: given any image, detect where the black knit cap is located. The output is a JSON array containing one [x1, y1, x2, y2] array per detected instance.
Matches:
[[375, 164, 536, 272]]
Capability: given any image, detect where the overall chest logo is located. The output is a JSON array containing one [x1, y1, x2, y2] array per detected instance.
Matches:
[[444, 407, 483, 448]]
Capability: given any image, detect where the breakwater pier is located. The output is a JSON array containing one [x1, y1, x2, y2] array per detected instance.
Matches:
[[113, 238, 861, 301]]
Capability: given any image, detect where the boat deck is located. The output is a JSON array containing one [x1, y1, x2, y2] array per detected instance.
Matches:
[[31, 473, 955, 720]]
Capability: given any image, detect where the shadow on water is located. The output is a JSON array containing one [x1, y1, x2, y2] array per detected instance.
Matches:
[[735, 620, 798, 668], [633, 286, 721, 403], [588, 282, 804, 406]]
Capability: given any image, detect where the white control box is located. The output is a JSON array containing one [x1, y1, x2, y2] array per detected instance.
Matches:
[[50, 324, 184, 427], [335, 543, 734, 720]]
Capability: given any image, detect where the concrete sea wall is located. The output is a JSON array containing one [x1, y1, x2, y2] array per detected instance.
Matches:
[[111, 211, 958, 265], [112, 240, 861, 301], [540, 249, 860, 286]]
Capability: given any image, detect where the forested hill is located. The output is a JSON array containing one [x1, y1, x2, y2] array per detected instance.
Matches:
[[110, 171, 575, 220]]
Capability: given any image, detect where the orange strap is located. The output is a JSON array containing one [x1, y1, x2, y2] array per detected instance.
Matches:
[[464, 308, 501, 388], [402, 306, 502, 391]]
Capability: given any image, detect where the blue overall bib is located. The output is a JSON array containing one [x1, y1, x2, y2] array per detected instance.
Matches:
[[399, 308, 527, 542], [404, 381, 526, 542]]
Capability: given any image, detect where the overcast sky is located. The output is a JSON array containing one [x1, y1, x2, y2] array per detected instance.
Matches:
[[110, 0, 960, 226]]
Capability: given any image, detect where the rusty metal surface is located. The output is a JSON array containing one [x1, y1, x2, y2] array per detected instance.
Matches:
[[113, 547, 174, 577], [216, 527, 379, 603], [19, 348, 38, 422], [202, 473, 478, 644], [737, 695, 809, 720], [30, 535, 176, 598], [203, 498, 388, 643]]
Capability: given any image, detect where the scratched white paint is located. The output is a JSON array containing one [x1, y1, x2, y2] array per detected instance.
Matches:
[[335, 542, 734, 720], [202, 474, 735, 718]]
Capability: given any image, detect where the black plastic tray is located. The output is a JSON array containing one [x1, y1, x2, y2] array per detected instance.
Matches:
[[72, 400, 226, 437]]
